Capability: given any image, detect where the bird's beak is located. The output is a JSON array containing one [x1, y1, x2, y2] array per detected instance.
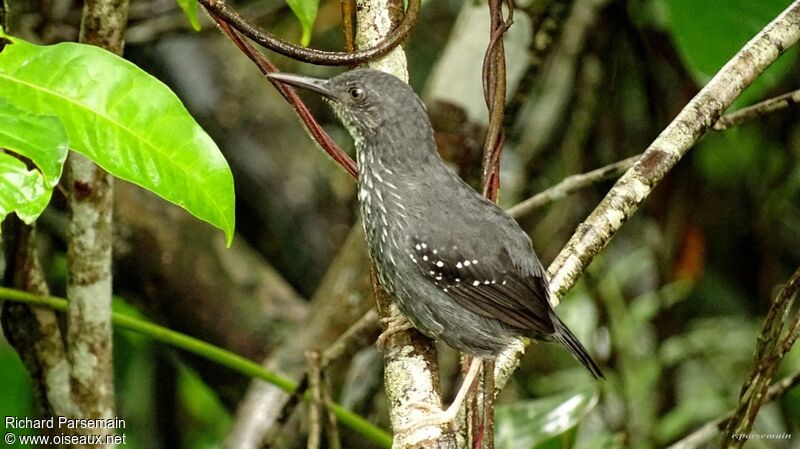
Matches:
[[267, 72, 337, 99]]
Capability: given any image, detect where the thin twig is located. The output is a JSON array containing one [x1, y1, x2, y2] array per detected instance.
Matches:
[[268, 309, 380, 431], [321, 370, 342, 449], [340, 0, 356, 53], [508, 156, 639, 219], [199, 0, 420, 66], [211, 17, 358, 178], [721, 266, 800, 448], [473, 0, 513, 444], [667, 369, 800, 449], [322, 309, 381, 366], [479, 0, 512, 201], [306, 351, 323, 449], [713, 88, 800, 130], [482, 360, 495, 449]]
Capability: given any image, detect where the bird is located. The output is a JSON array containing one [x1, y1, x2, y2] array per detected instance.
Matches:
[[268, 68, 603, 429]]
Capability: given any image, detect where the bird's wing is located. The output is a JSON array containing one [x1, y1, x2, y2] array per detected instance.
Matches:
[[409, 234, 555, 335]]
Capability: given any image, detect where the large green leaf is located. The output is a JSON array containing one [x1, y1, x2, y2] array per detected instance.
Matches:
[[496, 386, 599, 449], [0, 101, 68, 224], [664, 0, 796, 107], [0, 31, 235, 244], [286, 0, 318, 46]]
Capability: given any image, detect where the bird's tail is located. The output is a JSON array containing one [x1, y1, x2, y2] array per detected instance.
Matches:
[[551, 316, 604, 379]]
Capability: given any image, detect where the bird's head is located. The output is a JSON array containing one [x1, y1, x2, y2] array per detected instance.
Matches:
[[268, 69, 429, 141]]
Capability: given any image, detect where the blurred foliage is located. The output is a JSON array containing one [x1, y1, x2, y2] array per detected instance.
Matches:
[[0, 343, 36, 448], [2, 0, 800, 448], [496, 386, 598, 449], [176, 0, 202, 31], [663, 0, 797, 106]]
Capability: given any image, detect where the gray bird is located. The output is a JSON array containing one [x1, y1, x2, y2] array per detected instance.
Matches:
[[269, 68, 603, 427]]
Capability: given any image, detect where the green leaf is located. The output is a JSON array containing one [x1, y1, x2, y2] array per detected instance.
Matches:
[[0, 31, 235, 245], [496, 386, 599, 449], [0, 152, 50, 224], [0, 100, 68, 224], [0, 99, 69, 188], [176, 0, 202, 31], [663, 0, 797, 107], [286, 0, 318, 46]]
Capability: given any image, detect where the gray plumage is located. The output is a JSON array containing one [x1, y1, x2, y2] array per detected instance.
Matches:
[[269, 69, 603, 379]]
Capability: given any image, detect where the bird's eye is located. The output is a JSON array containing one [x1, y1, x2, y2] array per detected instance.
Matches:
[[348, 87, 364, 100]]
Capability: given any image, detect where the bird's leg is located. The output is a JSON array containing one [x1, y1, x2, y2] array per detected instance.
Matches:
[[376, 310, 414, 350], [396, 356, 484, 432]]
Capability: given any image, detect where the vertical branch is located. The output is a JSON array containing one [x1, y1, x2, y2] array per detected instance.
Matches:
[[721, 267, 800, 447], [341, 0, 356, 53], [321, 370, 342, 449], [352, 0, 454, 446], [480, 0, 511, 201], [1, 218, 78, 420], [66, 0, 128, 444], [481, 359, 495, 449], [65, 155, 116, 440], [354, 0, 408, 79], [476, 0, 512, 446], [306, 351, 323, 449]]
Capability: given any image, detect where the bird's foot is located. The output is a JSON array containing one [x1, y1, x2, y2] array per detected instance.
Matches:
[[394, 401, 459, 433], [395, 357, 484, 434], [376, 314, 414, 350]]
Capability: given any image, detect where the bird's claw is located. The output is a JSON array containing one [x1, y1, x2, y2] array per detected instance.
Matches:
[[375, 314, 414, 350], [394, 402, 458, 433]]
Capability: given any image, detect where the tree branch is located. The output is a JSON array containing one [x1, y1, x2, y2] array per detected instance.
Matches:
[[508, 155, 640, 219], [1, 218, 78, 422], [62, 0, 129, 444], [493, 0, 800, 392], [713, 88, 800, 130], [350, 0, 455, 446]]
